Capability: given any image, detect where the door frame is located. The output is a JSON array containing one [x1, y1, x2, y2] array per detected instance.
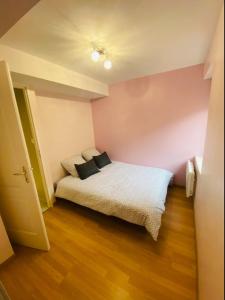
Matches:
[[13, 86, 54, 209], [18, 88, 53, 209], [13, 83, 56, 206]]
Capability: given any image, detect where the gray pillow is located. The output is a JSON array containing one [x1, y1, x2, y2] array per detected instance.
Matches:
[[82, 148, 100, 161], [61, 155, 86, 177]]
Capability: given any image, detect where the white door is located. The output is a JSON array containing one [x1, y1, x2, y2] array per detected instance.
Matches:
[[0, 215, 14, 264], [0, 61, 50, 251]]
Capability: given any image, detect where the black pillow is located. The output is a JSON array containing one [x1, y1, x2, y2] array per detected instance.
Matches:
[[75, 159, 100, 180], [93, 152, 112, 169]]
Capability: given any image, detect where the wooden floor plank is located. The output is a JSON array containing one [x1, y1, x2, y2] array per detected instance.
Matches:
[[0, 187, 197, 299]]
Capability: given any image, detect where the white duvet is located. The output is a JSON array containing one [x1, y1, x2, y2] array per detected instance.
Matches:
[[55, 162, 173, 241]]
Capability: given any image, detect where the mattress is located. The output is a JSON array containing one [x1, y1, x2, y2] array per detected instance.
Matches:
[[55, 162, 173, 241]]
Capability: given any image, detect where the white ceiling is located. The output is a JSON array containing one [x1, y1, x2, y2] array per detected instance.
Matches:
[[0, 0, 223, 84]]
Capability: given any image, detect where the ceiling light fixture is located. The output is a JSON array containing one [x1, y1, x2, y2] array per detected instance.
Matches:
[[104, 59, 112, 70], [91, 47, 113, 70], [91, 50, 101, 62]]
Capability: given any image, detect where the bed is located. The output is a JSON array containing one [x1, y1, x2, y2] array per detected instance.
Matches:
[[55, 161, 173, 241]]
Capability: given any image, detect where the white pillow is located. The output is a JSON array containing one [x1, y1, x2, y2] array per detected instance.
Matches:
[[61, 155, 86, 177], [82, 148, 100, 161]]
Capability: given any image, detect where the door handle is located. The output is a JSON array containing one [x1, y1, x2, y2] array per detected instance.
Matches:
[[13, 166, 30, 183]]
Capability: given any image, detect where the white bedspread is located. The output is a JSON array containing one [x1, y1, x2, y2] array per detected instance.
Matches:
[[55, 162, 173, 241]]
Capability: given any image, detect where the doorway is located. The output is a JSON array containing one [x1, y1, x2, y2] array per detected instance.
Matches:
[[14, 88, 49, 213]]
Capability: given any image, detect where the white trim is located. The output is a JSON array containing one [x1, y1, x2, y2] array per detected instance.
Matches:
[[25, 89, 56, 205]]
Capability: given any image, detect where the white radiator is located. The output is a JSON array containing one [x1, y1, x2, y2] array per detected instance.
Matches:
[[186, 160, 195, 198]]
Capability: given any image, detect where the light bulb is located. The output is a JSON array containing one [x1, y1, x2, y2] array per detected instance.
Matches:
[[91, 50, 100, 62], [104, 59, 112, 70]]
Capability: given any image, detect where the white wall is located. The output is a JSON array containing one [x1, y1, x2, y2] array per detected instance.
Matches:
[[0, 0, 39, 38], [29, 92, 95, 184], [195, 8, 224, 300]]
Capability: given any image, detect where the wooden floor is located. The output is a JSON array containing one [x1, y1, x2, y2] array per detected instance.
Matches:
[[0, 187, 197, 300]]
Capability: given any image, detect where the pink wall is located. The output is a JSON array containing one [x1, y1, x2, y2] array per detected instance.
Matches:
[[92, 64, 211, 186]]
